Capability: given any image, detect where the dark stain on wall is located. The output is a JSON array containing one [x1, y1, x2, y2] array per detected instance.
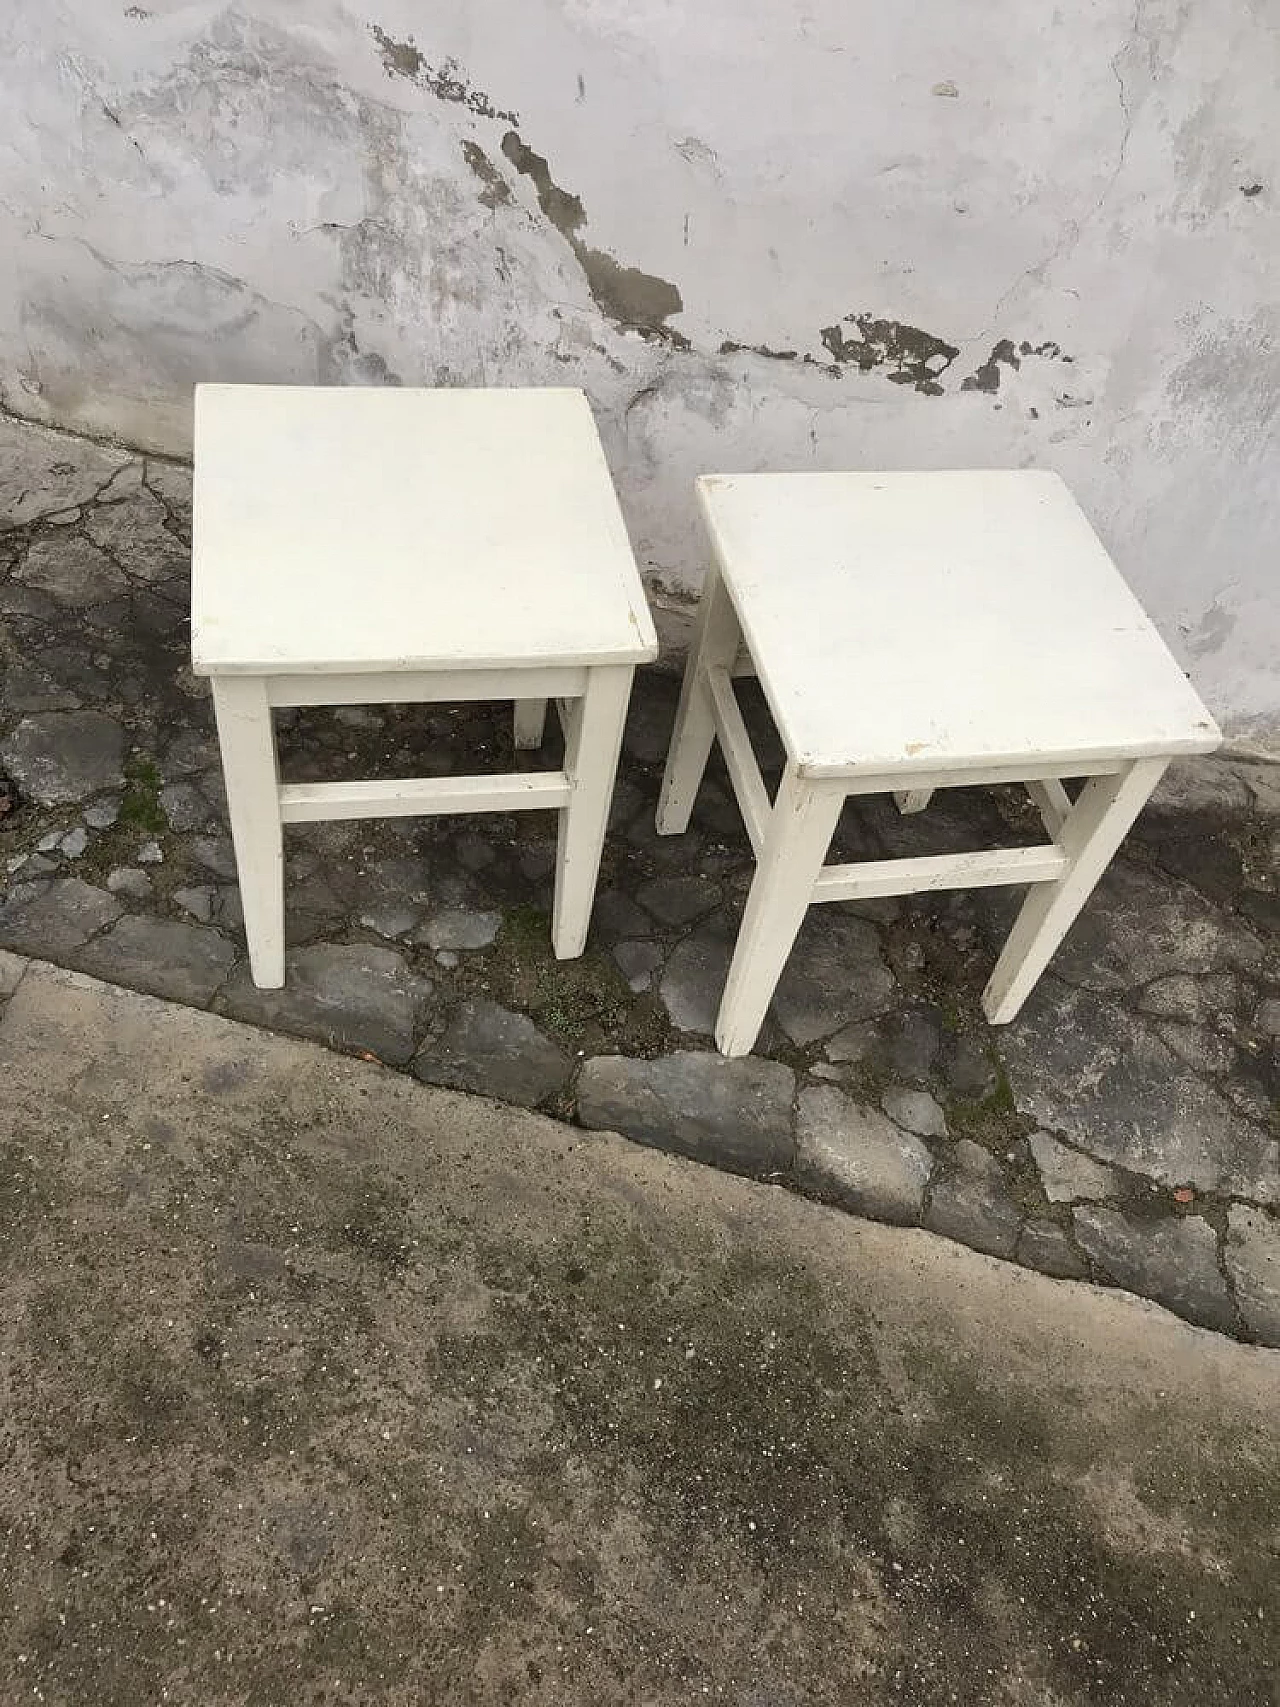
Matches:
[[961, 336, 1020, 393], [461, 141, 512, 209], [500, 134, 587, 238], [962, 337, 1072, 392], [820, 314, 959, 394], [370, 24, 518, 123], [720, 340, 798, 361], [500, 131, 687, 346]]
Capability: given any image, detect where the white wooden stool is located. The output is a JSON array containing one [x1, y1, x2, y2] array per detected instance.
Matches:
[[658, 470, 1221, 1057], [191, 384, 657, 988]]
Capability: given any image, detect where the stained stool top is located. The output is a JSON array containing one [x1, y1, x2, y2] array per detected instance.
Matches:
[[192, 385, 657, 676], [697, 469, 1220, 779]]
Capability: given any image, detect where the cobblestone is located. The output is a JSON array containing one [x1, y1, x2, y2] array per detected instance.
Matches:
[[17, 534, 129, 604], [1, 421, 1278, 1344], [419, 906, 501, 951], [1073, 1207, 1235, 1334], [0, 710, 127, 804], [1016, 1220, 1088, 1281], [796, 1088, 932, 1224], [1002, 981, 1279, 1203], [577, 1052, 794, 1179], [0, 948, 28, 999], [79, 916, 236, 1006], [773, 912, 897, 1045], [613, 939, 663, 992], [926, 1140, 1021, 1261], [881, 1087, 948, 1138], [1028, 1131, 1124, 1204], [636, 874, 721, 927], [1224, 1206, 1280, 1343], [414, 1000, 570, 1108], [0, 878, 121, 957], [659, 919, 734, 1035], [219, 944, 426, 1066]]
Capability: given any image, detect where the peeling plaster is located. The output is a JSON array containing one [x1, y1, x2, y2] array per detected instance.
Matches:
[[0, 1, 1274, 738], [500, 132, 686, 346], [719, 340, 798, 362], [961, 337, 1021, 394], [461, 141, 512, 209], [961, 338, 1074, 393], [820, 315, 959, 395], [1185, 600, 1238, 659], [369, 24, 517, 123]]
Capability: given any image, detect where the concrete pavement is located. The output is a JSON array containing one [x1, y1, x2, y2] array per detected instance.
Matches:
[[1, 956, 1278, 1705]]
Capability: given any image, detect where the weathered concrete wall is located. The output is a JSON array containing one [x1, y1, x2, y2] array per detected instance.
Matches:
[[1, 1, 1276, 742]]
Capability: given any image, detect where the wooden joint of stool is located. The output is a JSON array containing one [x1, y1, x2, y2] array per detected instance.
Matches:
[[1025, 778, 1073, 840], [811, 844, 1069, 904], [266, 666, 588, 708], [706, 666, 770, 856], [278, 771, 570, 822]]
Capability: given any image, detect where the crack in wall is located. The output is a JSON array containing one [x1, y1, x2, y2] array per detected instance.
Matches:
[[967, 0, 1145, 346]]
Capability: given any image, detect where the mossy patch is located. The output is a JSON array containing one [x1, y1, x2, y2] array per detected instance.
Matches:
[[118, 754, 166, 835], [465, 902, 676, 1057], [944, 1056, 1033, 1150]]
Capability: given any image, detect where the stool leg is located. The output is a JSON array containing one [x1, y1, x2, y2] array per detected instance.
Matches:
[[514, 699, 548, 751], [211, 675, 285, 989], [894, 788, 933, 814], [657, 564, 742, 835], [715, 769, 844, 1057], [553, 664, 633, 959], [983, 756, 1167, 1024]]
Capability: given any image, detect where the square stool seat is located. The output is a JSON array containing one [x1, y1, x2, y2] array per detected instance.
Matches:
[[193, 384, 657, 988], [657, 469, 1220, 1056]]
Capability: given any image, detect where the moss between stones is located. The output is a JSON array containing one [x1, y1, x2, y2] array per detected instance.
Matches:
[[944, 1058, 1032, 1150], [461, 901, 678, 1060], [118, 755, 166, 836]]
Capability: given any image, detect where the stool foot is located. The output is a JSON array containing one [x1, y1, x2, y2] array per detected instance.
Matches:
[[211, 675, 286, 989], [982, 756, 1166, 1023], [714, 770, 843, 1057], [894, 788, 933, 815]]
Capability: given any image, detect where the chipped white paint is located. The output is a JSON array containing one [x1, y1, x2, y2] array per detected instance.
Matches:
[[0, 1, 1275, 741], [196, 384, 654, 984], [660, 470, 1217, 1055]]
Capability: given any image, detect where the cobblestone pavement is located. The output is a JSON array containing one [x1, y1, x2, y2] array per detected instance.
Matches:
[[2, 412, 1278, 1343]]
